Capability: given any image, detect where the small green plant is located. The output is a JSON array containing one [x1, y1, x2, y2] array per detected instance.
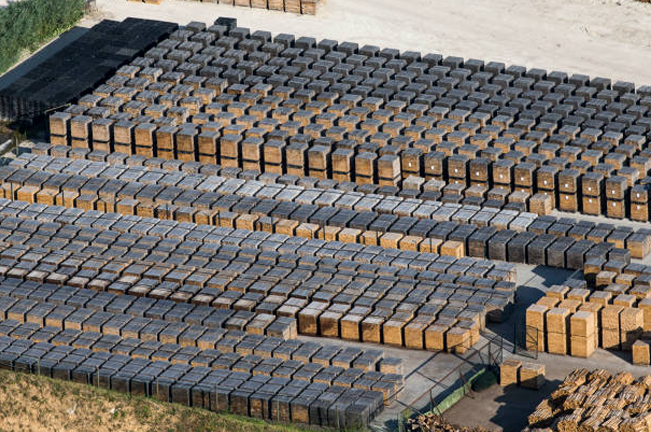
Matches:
[[471, 370, 497, 393]]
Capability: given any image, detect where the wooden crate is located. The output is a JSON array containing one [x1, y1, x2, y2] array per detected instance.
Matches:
[[440, 240, 464, 258], [529, 193, 552, 215], [379, 232, 403, 249], [383, 320, 406, 347], [557, 299, 581, 313], [49, 112, 72, 136], [581, 172, 603, 197], [570, 335, 595, 358], [500, 359, 522, 386], [341, 314, 364, 341], [298, 307, 322, 335], [526, 305, 548, 331], [630, 202, 649, 222], [446, 326, 470, 354], [301, 0, 318, 15], [537, 297, 559, 309], [284, 0, 301, 13], [404, 320, 430, 350], [378, 154, 401, 180], [546, 307, 571, 335], [638, 299, 651, 331], [558, 193, 579, 212], [519, 363, 545, 389], [361, 316, 384, 343], [582, 195, 602, 215], [606, 199, 626, 219], [547, 332, 568, 355], [632, 340, 650, 365], [319, 311, 342, 338], [424, 324, 449, 352]]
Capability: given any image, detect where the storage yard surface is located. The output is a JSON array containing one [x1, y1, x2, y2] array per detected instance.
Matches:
[[89, 0, 651, 85]]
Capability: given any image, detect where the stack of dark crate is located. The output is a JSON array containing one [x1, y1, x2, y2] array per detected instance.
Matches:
[[0, 19, 177, 123]]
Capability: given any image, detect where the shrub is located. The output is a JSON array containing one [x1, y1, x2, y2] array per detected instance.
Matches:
[[0, 0, 85, 73]]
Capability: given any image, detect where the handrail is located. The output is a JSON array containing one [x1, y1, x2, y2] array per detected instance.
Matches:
[[396, 333, 504, 418]]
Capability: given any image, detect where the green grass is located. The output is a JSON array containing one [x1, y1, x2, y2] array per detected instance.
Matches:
[[470, 370, 497, 393], [0, 369, 369, 432], [0, 0, 85, 74]]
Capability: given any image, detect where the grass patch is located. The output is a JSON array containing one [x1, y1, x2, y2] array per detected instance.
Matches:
[[470, 370, 497, 393], [0, 0, 85, 74], [0, 369, 368, 432]]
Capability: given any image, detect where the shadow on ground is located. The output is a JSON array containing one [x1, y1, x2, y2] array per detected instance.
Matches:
[[443, 379, 562, 432], [0, 26, 89, 91]]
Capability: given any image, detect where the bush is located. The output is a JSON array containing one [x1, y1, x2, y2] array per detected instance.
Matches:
[[471, 370, 497, 392], [0, 0, 85, 73]]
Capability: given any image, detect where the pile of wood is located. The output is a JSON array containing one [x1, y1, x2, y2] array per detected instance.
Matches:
[[526, 368, 651, 431], [128, 0, 165, 4], [526, 283, 651, 359], [181, 0, 324, 15], [500, 360, 546, 390], [407, 413, 489, 432], [127, 0, 324, 14]]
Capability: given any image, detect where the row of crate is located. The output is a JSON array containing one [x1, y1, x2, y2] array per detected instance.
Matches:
[[10, 147, 651, 268], [50, 19, 651, 222], [0, 198, 515, 352]]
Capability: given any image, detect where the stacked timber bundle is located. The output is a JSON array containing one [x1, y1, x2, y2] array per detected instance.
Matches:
[[50, 18, 651, 225], [407, 413, 489, 432], [526, 282, 651, 360], [526, 368, 651, 432], [500, 359, 546, 390], [129, 0, 326, 14]]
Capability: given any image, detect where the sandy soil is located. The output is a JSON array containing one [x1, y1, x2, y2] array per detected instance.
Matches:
[[89, 0, 651, 86]]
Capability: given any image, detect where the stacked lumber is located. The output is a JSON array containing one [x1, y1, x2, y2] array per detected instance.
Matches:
[[0, 19, 178, 123], [128, 0, 165, 4], [18, 143, 651, 272], [49, 18, 651, 225], [407, 413, 490, 432], [527, 369, 651, 432], [166, 0, 324, 14], [527, 283, 651, 358], [0, 198, 515, 354], [500, 359, 545, 390]]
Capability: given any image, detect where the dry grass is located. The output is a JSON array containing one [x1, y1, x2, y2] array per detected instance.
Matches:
[[0, 369, 332, 432]]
